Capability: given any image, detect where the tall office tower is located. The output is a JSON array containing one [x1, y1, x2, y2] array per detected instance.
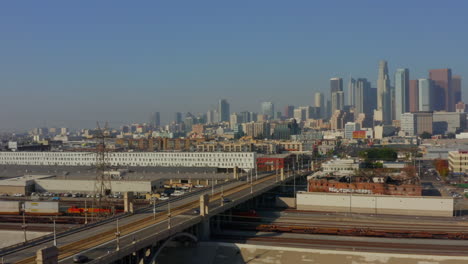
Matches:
[[218, 99, 230, 122], [240, 111, 251, 123], [330, 78, 343, 104], [331, 91, 344, 114], [348, 78, 356, 107], [230, 113, 241, 129], [418, 79, 432, 111], [150, 112, 161, 128], [354, 78, 371, 118], [453, 75, 462, 104], [261, 102, 275, 119], [394, 68, 410, 120], [283, 105, 295, 119], [377, 60, 392, 124], [175, 112, 182, 124], [429, 69, 453, 111], [314, 92, 325, 118], [409, 80, 419, 112], [368, 87, 377, 114]]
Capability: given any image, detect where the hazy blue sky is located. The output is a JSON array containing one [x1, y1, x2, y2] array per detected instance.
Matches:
[[1, 1, 467, 131]]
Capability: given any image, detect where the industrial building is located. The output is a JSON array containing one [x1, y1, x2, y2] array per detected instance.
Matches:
[[448, 150, 468, 173], [0, 151, 256, 170], [296, 192, 454, 217]]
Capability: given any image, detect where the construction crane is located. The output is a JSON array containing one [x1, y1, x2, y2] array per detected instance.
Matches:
[[93, 121, 113, 216]]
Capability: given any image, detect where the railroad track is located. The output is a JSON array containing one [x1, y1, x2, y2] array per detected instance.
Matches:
[[14, 173, 279, 264], [222, 221, 468, 240], [214, 234, 468, 256]]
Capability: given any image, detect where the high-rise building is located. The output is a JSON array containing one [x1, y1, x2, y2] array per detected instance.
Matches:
[[418, 79, 432, 111], [394, 68, 409, 121], [453, 75, 462, 104], [218, 99, 230, 122], [344, 122, 361, 139], [429, 69, 453, 111], [330, 77, 343, 100], [283, 105, 295, 119], [230, 113, 241, 129], [175, 112, 182, 124], [401, 112, 433, 136], [293, 108, 306, 122], [409, 80, 419, 112], [377, 60, 392, 124], [150, 112, 161, 128], [262, 102, 275, 119], [261, 102, 275, 119], [348, 78, 356, 107], [314, 92, 325, 118], [331, 91, 344, 114], [354, 78, 371, 118]]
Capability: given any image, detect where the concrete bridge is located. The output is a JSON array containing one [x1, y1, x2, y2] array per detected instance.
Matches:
[[1, 169, 308, 264]]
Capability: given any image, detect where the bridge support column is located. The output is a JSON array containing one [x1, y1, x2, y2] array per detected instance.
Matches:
[[280, 168, 285, 181], [35, 246, 58, 264], [124, 192, 134, 214], [233, 166, 239, 180]]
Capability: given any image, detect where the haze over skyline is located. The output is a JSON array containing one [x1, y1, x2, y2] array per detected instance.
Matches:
[[1, 0, 467, 131]]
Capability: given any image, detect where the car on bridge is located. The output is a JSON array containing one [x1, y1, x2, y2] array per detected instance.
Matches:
[[73, 254, 88, 263]]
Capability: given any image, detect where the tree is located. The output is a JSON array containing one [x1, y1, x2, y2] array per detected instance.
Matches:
[[420, 131, 432, 139], [433, 159, 449, 179]]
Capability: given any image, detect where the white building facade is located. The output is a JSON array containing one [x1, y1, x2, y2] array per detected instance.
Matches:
[[0, 152, 256, 170]]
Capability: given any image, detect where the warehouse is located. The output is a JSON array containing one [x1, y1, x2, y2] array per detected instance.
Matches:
[[0, 151, 256, 170], [0, 175, 53, 195], [34, 177, 164, 195], [296, 192, 454, 217]]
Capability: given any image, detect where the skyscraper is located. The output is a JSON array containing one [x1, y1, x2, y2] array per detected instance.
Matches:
[[348, 78, 356, 107], [218, 99, 230, 122], [314, 92, 324, 118], [429, 69, 452, 111], [150, 112, 160, 128], [283, 105, 295, 119], [394, 68, 409, 120], [330, 77, 343, 101], [377, 60, 392, 124], [409, 80, 419, 113], [331, 91, 344, 114], [261, 102, 275, 119], [418, 79, 432, 111], [354, 78, 371, 117], [453, 75, 462, 104], [175, 112, 182, 124]]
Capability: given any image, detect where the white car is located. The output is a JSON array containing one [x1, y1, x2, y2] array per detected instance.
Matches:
[[194, 185, 205, 188], [159, 196, 169, 200]]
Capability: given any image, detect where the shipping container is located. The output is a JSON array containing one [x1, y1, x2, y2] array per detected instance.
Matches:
[[0, 201, 20, 215], [24, 201, 60, 215]]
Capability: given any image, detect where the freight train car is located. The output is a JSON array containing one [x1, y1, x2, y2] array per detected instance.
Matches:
[[24, 201, 60, 216], [0, 201, 20, 215]]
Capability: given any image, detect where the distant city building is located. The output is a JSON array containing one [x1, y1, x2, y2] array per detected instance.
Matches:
[[348, 78, 356, 107], [453, 75, 462, 104], [354, 78, 372, 117], [230, 113, 241, 129], [429, 69, 453, 111], [175, 112, 182, 124], [418, 79, 432, 111], [449, 150, 468, 173], [150, 112, 161, 128], [456, 102, 467, 113], [331, 91, 344, 114], [409, 80, 419, 112], [433, 112, 467, 135], [283, 105, 295, 119], [330, 110, 350, 130], [242, 122, 270, 139], [261, 102, 275, 120], [377, 60, 392, 125], [394, 68, 409, 120], [330, 77, 343, 95], [401, 112, 433, 136], [344, 122, 361, 139], [218, 99, 230, 122], [293, 108, 306, 122], [314, 92, 325, 118]]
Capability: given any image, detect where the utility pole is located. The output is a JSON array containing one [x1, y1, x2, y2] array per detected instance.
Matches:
[[22, 208, 27, 243], [84, 199, 88, 225], [211, 174, 214, 196], [250, 168, 253, 194], [153, 197, 156, 220], [167, 201, 171, 229], [221, 185, 224, 206], [115, 219, 120, 251], [53, 218, 57, 246]]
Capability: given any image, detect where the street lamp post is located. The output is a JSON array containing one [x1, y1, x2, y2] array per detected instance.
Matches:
[[22, 209, 27, 243], [115, 219, 121, 251], [153, 197, 156, 220], [167, 201, 171, 229], [53, 218, 57, 247]]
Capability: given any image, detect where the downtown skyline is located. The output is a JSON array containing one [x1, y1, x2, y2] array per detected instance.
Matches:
[[0, 1, 467, 130]]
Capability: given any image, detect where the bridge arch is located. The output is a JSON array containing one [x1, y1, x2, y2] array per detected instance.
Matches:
[[148, 232, 198, 263]]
